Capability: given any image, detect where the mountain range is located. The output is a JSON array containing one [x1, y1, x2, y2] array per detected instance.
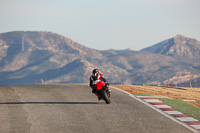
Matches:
[[0, 31, 200, 86]]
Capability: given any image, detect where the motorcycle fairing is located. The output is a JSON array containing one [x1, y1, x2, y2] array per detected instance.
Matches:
[[95, 81, 105, 90]]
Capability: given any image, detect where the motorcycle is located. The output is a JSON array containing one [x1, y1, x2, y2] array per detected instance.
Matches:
[[94, 80, 111, 104]]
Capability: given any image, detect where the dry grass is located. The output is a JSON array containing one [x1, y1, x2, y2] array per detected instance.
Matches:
[[111, 85, 200, 108]]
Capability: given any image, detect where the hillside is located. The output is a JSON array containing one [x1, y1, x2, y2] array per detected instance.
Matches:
[[0, 31, 200, 86], [106, 51, 200, 85]]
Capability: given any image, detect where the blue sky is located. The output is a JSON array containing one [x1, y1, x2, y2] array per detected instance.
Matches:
[[0, 0, 200, 50]]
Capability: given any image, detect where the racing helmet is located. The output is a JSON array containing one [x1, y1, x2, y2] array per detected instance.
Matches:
[[92, 69, 99, 80]]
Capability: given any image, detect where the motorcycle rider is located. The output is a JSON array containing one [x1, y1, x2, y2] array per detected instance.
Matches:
[[89, 69, 109, 99]]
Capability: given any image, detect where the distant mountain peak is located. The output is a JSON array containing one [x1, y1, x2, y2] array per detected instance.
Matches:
[[142, 34, 200, 58], [174, 34, 185, 38], [127, 48, 131, 51], [102, 48, 133, 56]]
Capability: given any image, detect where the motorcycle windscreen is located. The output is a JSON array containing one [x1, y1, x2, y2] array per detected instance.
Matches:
[[95, 81, 105, 90]]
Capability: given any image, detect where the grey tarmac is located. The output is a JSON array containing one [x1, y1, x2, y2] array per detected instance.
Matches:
[[0, 84, 194, 133]]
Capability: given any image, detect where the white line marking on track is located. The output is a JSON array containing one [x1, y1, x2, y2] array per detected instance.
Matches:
[[153, 105, 171, 108], [144, 99, 162, 103], [136, 96, 153, 98], [191, 125, 200, 130], [177, 117, 198, 122], [164, 111, 183, 115]]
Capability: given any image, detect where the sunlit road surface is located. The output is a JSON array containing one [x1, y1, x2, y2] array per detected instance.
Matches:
[[0, 84, 194, 133]]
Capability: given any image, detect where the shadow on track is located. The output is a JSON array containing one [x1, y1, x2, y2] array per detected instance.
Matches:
[[0, 102, 99, 104]]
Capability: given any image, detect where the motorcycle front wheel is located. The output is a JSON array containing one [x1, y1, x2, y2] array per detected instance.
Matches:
[[102, 90, 111, 104]]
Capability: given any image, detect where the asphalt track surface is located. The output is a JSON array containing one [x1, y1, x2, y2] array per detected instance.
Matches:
[[0, 84, 195, 133]]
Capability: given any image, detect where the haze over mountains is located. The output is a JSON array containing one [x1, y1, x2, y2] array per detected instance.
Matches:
[[0, 31, 200, 86]]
